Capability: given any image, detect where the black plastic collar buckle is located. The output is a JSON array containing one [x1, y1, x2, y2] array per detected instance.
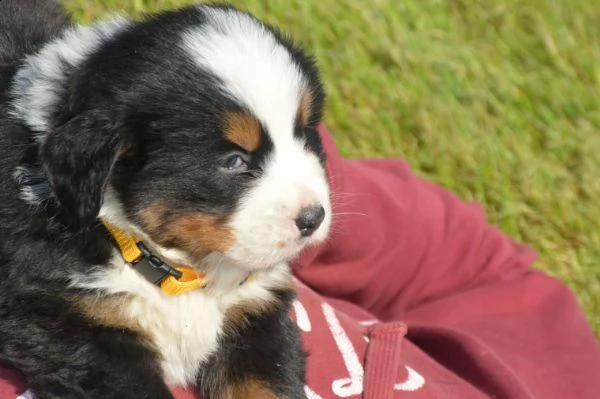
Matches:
[[132, 242, 183, 286]]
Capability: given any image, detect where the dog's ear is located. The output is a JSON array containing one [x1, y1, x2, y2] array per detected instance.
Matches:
[[39, 113, 124, 229]]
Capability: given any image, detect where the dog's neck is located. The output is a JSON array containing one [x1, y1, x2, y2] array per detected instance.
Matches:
[[100, 187, 266, 296], [105, 221, 264, 297]]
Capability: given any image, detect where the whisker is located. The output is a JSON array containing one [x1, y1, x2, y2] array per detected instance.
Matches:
[[332, 212, 369, 217]]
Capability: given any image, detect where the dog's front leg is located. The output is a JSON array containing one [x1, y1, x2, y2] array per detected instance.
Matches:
[[0, 293, 174, 399], [198, 289, 307, 399]]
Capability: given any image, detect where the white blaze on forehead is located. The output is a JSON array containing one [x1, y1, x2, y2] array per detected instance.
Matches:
[[181, 7, 306, 138]]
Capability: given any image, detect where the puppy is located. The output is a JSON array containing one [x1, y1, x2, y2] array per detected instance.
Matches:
[[0, 1, 330, 398]]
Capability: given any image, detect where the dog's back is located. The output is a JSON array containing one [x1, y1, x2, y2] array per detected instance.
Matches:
[[0, 0, 71, 94]]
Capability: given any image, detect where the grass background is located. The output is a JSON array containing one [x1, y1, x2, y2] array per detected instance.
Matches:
[[62, 0, 600, 337]]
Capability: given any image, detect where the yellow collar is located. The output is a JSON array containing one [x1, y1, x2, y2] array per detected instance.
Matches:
[[103, 222, 206, 296]]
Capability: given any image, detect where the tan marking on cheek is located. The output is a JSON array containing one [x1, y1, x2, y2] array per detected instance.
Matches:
[[297, 88, 313, 127], [138, 204, 235, 258], [223, 379, 280, 399], [138, 203, 165, 232], [165, 213, 235, 256], [223, 110, 261, 152]]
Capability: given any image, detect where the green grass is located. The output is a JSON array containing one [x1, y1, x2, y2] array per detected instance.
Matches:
[[63, 0, 600, 337]]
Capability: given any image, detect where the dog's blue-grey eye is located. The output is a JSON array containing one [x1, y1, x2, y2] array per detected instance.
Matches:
[[222, 154, 248, 171]]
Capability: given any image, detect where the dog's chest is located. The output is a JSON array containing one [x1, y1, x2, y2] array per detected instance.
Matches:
[[71, 255, 287, 387], [127, 290, 224, 386]]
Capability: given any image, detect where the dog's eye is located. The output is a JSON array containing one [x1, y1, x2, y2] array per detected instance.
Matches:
[[221, 153, 249, 172]]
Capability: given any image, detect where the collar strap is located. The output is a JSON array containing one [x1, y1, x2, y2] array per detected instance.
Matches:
[[103, 222, 206, 296]]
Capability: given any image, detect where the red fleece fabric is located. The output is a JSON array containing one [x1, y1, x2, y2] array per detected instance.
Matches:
[[3, 125, 600, 399]]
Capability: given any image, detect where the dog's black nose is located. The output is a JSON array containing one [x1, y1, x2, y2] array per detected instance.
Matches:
[[295, 205, 325, 237]]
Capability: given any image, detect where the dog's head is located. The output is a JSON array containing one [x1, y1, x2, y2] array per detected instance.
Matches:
[[12, 5, 330, 270]]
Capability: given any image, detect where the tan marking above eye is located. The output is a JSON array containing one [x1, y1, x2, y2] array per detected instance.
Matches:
[[297, 88, 313, 127], [138, 203, 235, 259], [223, 110, 261, 152]]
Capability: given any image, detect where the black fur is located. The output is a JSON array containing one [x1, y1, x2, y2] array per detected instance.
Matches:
[[200, 289, 307, 398], [0, 1, 325, 398], [0, 0, 71, 93], [0, 292, 172, 399]]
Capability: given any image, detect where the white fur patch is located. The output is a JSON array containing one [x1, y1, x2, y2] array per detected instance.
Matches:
[[182, 7, 306, 138], [181, 7, 331, 270], [70, 254, 290, 386], [11, 17, 130, 139], [12, 165, 54, 206], [16, 390, 35, 399]]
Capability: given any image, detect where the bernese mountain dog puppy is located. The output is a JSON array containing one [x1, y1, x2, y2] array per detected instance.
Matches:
[[0, 1, 330, 398]]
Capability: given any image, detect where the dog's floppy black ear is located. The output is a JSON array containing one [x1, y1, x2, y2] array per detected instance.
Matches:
[[39, 114, 123, 229]]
